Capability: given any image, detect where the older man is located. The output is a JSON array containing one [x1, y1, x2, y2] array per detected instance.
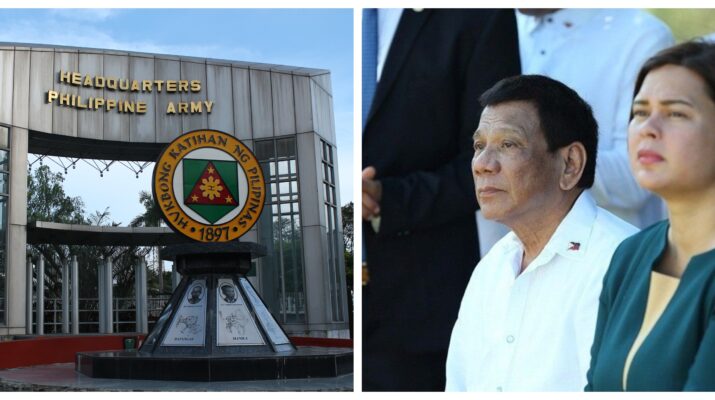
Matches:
[[445, 75, 637, 391]]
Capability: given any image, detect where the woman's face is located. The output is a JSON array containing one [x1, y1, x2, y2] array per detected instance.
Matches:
[[628, 64, 715, 199]]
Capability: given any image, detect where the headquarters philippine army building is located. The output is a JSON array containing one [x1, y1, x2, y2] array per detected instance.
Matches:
[[0, 42, 349, 339]]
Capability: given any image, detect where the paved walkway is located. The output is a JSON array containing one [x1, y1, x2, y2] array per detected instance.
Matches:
[[0, 363, 353, 391]]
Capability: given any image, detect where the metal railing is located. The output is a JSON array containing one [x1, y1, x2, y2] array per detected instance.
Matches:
[[29, 295, 170, 334]]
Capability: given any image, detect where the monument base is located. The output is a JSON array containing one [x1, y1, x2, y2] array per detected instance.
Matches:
[[76, 347, 353, 381], [74, 242, 353, 381]]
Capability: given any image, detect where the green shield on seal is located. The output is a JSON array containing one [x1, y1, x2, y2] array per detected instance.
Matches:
[[183, 159, 239, 224]]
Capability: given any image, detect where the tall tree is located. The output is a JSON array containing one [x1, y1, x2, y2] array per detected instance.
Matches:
[[341, 202, 354, 253], [130, 191, 162, 228], [27, 165, 86, 225], [27, 166, 87, 301], [341, 202, 354, 337]]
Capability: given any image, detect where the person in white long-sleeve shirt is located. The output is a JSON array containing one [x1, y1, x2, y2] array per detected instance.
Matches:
[[446, 75, 637, 391], [476, 9, 673, 256]]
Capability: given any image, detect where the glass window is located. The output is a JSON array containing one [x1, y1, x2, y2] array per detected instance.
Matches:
[[278, 160, 289, 176], [0, 126, 8, 149], [255, 138, 305, 324], [276, 137, 295, 158], [0, 173, 7, 195], [255, 141, 274, 160], [320, 140, 345, 322], [0, 150, 8, 173]]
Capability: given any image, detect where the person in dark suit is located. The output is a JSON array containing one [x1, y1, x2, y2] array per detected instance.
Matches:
[[362, 9, 521, 391]]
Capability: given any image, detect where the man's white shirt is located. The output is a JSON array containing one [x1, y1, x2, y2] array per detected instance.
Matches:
[[376, 9, 402, 81], [447, 192, 637, 391]]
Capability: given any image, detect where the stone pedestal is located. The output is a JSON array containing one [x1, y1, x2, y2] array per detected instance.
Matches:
[[76, 242, 352, 381]]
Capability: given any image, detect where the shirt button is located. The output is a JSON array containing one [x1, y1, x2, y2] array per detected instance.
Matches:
[[506, 335, 515, 343], [496, 386, 503, 392]]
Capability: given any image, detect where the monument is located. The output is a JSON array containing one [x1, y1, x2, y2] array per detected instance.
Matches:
[[76, 129, 352, 381]]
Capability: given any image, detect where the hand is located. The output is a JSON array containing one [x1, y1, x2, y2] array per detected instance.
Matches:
[[362, 166, 383, 221]]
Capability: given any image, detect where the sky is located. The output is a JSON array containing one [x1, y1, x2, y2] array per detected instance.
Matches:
[[1, 8, 354, 225]]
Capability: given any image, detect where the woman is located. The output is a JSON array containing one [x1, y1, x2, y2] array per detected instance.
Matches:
[[586, 40, 715, 391]]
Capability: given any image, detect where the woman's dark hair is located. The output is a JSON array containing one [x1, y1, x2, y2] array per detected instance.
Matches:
[[634, 40, 715, 104]]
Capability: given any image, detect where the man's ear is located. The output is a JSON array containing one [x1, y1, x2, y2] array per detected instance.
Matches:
[[558, 142, 586, 191]]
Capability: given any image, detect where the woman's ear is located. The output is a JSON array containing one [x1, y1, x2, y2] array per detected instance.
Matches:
[[559, 142, 586, 191]]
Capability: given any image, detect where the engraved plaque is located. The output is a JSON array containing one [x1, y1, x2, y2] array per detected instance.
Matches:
[[216, 278, 264, 346], [240, 277, 291, 345], [162, 279, 207, 346]]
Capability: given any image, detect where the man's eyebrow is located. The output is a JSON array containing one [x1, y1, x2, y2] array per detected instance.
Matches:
[[661, 99, 695, 107], [633, 99, 695, 107], [473, 127, 525, 140]]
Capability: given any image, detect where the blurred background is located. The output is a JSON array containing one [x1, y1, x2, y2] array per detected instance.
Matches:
[[648, 9, 715, 41]]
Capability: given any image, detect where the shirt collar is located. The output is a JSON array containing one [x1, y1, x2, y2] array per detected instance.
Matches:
[[519, 9, 599, 36], [542, 190, 597, 261], [501, 191, 598, 276]]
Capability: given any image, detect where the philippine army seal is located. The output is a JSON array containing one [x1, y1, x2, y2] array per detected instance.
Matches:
[[153, 129, 265, 242]]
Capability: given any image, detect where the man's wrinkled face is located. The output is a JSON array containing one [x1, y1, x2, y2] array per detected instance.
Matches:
[[472, 101, 563, 226]]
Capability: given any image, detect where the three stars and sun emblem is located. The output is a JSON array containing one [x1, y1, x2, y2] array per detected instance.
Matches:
[[184, 160, 238, 209]]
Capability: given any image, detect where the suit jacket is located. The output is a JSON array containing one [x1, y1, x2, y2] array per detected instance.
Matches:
[[363, 9, 520, 354]]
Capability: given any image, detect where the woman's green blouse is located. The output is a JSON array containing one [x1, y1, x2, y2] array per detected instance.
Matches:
[[586, 220, 715, 391]]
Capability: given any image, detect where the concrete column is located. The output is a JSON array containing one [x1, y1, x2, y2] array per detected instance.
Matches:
[[104, 258, 113, 333], [98, 261, 105, 333], [62, 261, 70, 334], [6, 127, 28, 335], [135, 259, 148, 334], [134, 260, 140, 332], [25, 257, 33, 334], [71, 256, 79, 334], [37, 255, 44, 335]]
